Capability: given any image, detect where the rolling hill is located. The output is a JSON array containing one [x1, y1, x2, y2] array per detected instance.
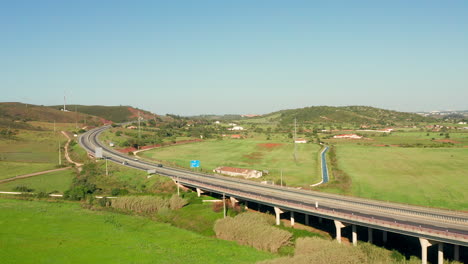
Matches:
[[48, 105, 161, 123], [251, 106, 435, 125], [0, 102, 104, 127]]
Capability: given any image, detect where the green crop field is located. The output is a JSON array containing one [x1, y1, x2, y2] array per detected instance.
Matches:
[[0, 199, 274, 264], [0, 161, 56, 180], [0, 169, 75, 193], [141, 139, 322, 187], [332, 144, 468, 210]]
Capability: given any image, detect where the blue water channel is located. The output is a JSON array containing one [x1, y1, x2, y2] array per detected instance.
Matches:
[[321, 146, 330, 183]]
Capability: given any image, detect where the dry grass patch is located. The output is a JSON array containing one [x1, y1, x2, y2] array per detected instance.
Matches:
[[214, 212, 292, 253]]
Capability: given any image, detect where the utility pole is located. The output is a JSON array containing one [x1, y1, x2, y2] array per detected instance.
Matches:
[[294, 118, 297, 162], [223, 193, 226, 218], [105, 157, 108, 176], [58, 141, 61, 165], [177, 176, 180, 196], [75, 105, 78, 129], [138, 111, 141, 150], [280, 169, 283, 187]]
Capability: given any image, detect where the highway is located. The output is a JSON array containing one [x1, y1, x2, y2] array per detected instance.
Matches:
[[79, 125, 468, 247]]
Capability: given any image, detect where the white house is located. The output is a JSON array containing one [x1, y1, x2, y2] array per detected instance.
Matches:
[[333, 134, 363, 139], [294, 138, 307, 143], [229, 126, 244, 131], [214, 166, 263, 179]]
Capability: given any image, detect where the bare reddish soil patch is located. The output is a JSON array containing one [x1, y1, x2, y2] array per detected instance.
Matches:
[[434, 139, 461, 144], [257, 143, 283, 149], [243, 152, 263, 164]]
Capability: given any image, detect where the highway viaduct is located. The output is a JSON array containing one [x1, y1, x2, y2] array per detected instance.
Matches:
[[80, 125, 468, 264]]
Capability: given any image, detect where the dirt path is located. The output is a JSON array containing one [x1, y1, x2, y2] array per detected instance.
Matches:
[[0, 167, 71, 184], [61, 131, 83, 167]]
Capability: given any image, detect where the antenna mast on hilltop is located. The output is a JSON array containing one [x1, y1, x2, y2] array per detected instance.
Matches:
[[63, 95, 67, 112], [294, 117, 297, 162]]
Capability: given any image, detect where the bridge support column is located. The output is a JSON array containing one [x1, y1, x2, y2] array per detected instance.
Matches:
[[290, 212, 295, 227], [318, 217, 323, 224], [454, 245, 459, 261], [196, 188, 204, 197], [334, 220, 347, 244], [382, 230, 387, 244], [244, 201, 248, 210], [305, 214, 309, 226], [419, 238, 443, 264], [229, 197, 238, 207], [274, 207, 285, 226], [438, 243, 443, 264], [352, 225, 357, 246], [368, 228, 373, 243]]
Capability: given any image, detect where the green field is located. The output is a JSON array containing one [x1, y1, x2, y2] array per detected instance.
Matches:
[[0, 169, 75, 193], [0, 161, 56, 180], [141, 139, 321, 186], [0, 199, 274, 264], [333, 145, 468, 210]]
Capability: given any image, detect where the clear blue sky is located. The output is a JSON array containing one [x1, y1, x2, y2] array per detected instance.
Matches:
[[1, 0, 467, 115]]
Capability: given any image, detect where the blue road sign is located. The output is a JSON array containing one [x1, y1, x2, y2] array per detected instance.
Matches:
[[190, 160, 200, 168]]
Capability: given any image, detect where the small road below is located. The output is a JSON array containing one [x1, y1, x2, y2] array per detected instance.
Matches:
[[0, 167, 71, 184], [61, 131, 83, 167]]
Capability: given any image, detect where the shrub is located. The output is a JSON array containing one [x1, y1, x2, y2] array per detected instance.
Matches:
[[110, 195, 187, 214], [111, 188, 129, 196], [214, 212, 291, 253], [169, 194, 188, 210], [13, 185, 34, 192]]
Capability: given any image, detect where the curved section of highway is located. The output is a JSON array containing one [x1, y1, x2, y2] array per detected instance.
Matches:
[[79, 126, 468, 247]]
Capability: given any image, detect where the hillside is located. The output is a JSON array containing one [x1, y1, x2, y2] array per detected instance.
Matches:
[[49, 105, 160, 123], [254, 106, 435, 125], [0, 102, 104, 127]]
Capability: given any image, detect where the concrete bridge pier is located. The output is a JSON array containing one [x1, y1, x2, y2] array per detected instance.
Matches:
[[318, 217, 323, 224], [304, 214, 309, 226], [290, 211, 295, 227], [368, 228, 373, 243], [274, 207, 285, 226], [334, 220, 348, 244], [352, 225, 357, 246], [244, 201, 248, 210], [382, 230, 387, 244], [196, 188, 204, 197], [454, 245, 459, 261], [229, 197, 238, 207], [419, 238, 444, 264]]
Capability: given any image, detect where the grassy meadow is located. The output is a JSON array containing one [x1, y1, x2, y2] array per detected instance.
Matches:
[[330, 144, 468, 210], [0, 123, 74, 182], [0, 169, 75, 193], [0, 198, 274, 264], [141, 138, 322, 186]]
